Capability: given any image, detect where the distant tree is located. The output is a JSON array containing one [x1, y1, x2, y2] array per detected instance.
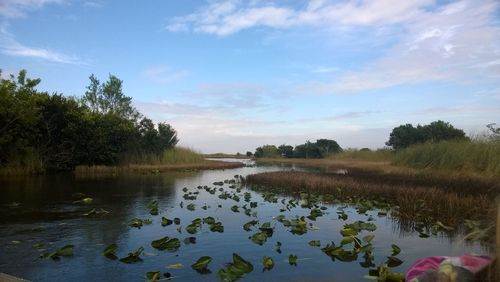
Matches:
[[246, 151, 253, 157], [315, 139, 342, 155], [386, 120, 467, 149], [254, 145, 279, 158], [278, 144, 294, 158], [294, 141, 322, 158], [360, 148, 371, 152]]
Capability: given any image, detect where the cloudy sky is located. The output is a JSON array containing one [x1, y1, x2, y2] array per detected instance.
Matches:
[[1, 0, 499, 153]]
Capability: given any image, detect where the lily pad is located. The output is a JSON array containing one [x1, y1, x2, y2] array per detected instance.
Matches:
[[262, 256, 274, 271], [308, 240, 321, 247], [391, 244, 401, 256], [217, 253, 254, 282], [103, 243, 118, 258], [191, 256, 212, 273], [151, 236, 181, 251], [145, 271, 161, 281], [288, 254, 298, 266], [119, 246, 144, 263]]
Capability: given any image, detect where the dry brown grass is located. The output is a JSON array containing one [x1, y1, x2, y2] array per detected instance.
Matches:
[[75, 160, 243, 176], [245, 171, 495, 226], [256, 158, 499, 196]]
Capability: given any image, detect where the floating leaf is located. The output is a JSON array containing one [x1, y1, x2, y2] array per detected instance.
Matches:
[[119, 246, 144, 263], [103, 243, 118, 258], [187, 203, 195, 211], [274, 241, 282, 254], [288, 254, 298, 266], [217, 253, 254, 281], [340, 228, 358, 237], [243, 220, 258, 231], [308, 240, 320, 247], [231, 205, 239, 212], [128, 218, 144, 228], [262, 256, 274, 271], [161, 217, 173, 226], [151, 236, 181, 251], [386, 256, 404, 268], [146, 271, 161, 281], [191, 256, 212, 273], [167, 263, 183, 269], [391, 244, 401, 256]]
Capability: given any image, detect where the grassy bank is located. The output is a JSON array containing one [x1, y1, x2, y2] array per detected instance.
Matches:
[[75, 147, 244, 176], [245, 171, 495, 229]]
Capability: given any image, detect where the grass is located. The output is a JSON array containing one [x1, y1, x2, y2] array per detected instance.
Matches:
[[393, 140, 500, 176], [245, 171, 495, 227], [127, 147, 206, 165], [0, 149, 44, 176], [333, 148, 394, 162], [75, 147, 244, 175]]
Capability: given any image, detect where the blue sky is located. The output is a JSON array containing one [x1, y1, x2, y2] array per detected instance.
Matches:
[[1, 0, 499, 153]]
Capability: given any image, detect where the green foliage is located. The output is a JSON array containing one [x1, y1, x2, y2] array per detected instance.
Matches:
[[386, 120, 467, 149], [255, 139, 342, 159], [0, 70, 180, 174], [254, 145, 279, 158]]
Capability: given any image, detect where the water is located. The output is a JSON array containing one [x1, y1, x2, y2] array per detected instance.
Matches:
[[0, 160, 486, 281]]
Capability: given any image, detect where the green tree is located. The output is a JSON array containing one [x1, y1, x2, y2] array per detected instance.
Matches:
[[254, 145, 279, 158], [278, 144, 294, 158], [81, 74, 140, 121], [386, 121, 467, 149], [315, 139, 342, 155]]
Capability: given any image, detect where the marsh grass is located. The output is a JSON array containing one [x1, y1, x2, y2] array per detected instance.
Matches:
[[0, 149, 44, 176], [393, 140, 500, 176], [245, 171, 494, 226], [75, 148, 243, 176]]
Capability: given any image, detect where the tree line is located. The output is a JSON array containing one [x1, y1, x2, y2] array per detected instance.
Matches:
[[252, 121, 473, 158], [253, 139, 343, 158], [0, 70, 178, 172]]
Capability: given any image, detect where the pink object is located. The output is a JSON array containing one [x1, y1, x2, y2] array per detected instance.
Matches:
[[406, 254, 492, 282]]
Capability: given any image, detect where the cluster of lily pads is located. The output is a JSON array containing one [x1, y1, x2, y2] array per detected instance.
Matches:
[[34, 173, 475, 282]]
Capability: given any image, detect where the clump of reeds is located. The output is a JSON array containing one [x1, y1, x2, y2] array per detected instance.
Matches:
[[393, 140, 500, 176], [126, 147, 205, 165]]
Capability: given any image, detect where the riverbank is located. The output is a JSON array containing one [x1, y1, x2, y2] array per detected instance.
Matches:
[[255, 157, 499, 195], [74, 160, 244, 176]]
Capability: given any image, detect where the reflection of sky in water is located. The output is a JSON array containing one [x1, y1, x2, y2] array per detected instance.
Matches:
[[0, 162, 488, 281]]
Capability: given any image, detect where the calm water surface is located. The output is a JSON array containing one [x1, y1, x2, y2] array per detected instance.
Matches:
[[0, 160, 486, 281]]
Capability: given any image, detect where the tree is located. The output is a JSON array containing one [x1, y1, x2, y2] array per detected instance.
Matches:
[[254, 145, 279, 158], [246, 151, 253, 157], [278, 144, 294, 158], [386, 121, 467, 149], [315, 139, 342, 155], [294, 141, 322, 158], [486, 123, 500, 142], [81, 74, 140, 121]]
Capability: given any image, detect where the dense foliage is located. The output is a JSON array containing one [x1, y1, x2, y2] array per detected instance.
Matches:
[[254, 139, 342, 158], [386, 120, 467, 150], [0, 70, 178, 173]]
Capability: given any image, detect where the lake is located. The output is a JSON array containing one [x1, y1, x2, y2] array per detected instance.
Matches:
[[0, 160, 487, 281]]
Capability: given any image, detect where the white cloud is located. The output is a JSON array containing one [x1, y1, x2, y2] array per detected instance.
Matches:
[[165, 0, 434, 36], [0, 25, 85, 64], [143, 66, 189, 84], [0, 0, 65, 18], [292, 0, 500, 94]]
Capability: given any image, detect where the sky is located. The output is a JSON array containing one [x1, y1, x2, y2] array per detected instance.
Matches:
[[1, 0, 499, 153]]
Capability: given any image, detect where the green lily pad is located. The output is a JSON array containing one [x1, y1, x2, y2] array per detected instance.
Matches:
[[386, 256, 403, 268], [308, 240, 321, 247], [262, 256, 274, 271], [187, 203, 196, 211], [119, 246, 144, 263], [161, 217, 173, 226], [191, 256, 212, 273], [151, 236, 181, 251], [391, 244, 401, 256], [288, 254, 298, 266], [217, 253, 254, 282], [103, 243, 118, 258]]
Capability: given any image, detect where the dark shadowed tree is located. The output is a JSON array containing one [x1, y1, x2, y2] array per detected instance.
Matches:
[[386, 121, 467, 149], [278, 144, 294, 158], [315, 139, 343, 155]]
